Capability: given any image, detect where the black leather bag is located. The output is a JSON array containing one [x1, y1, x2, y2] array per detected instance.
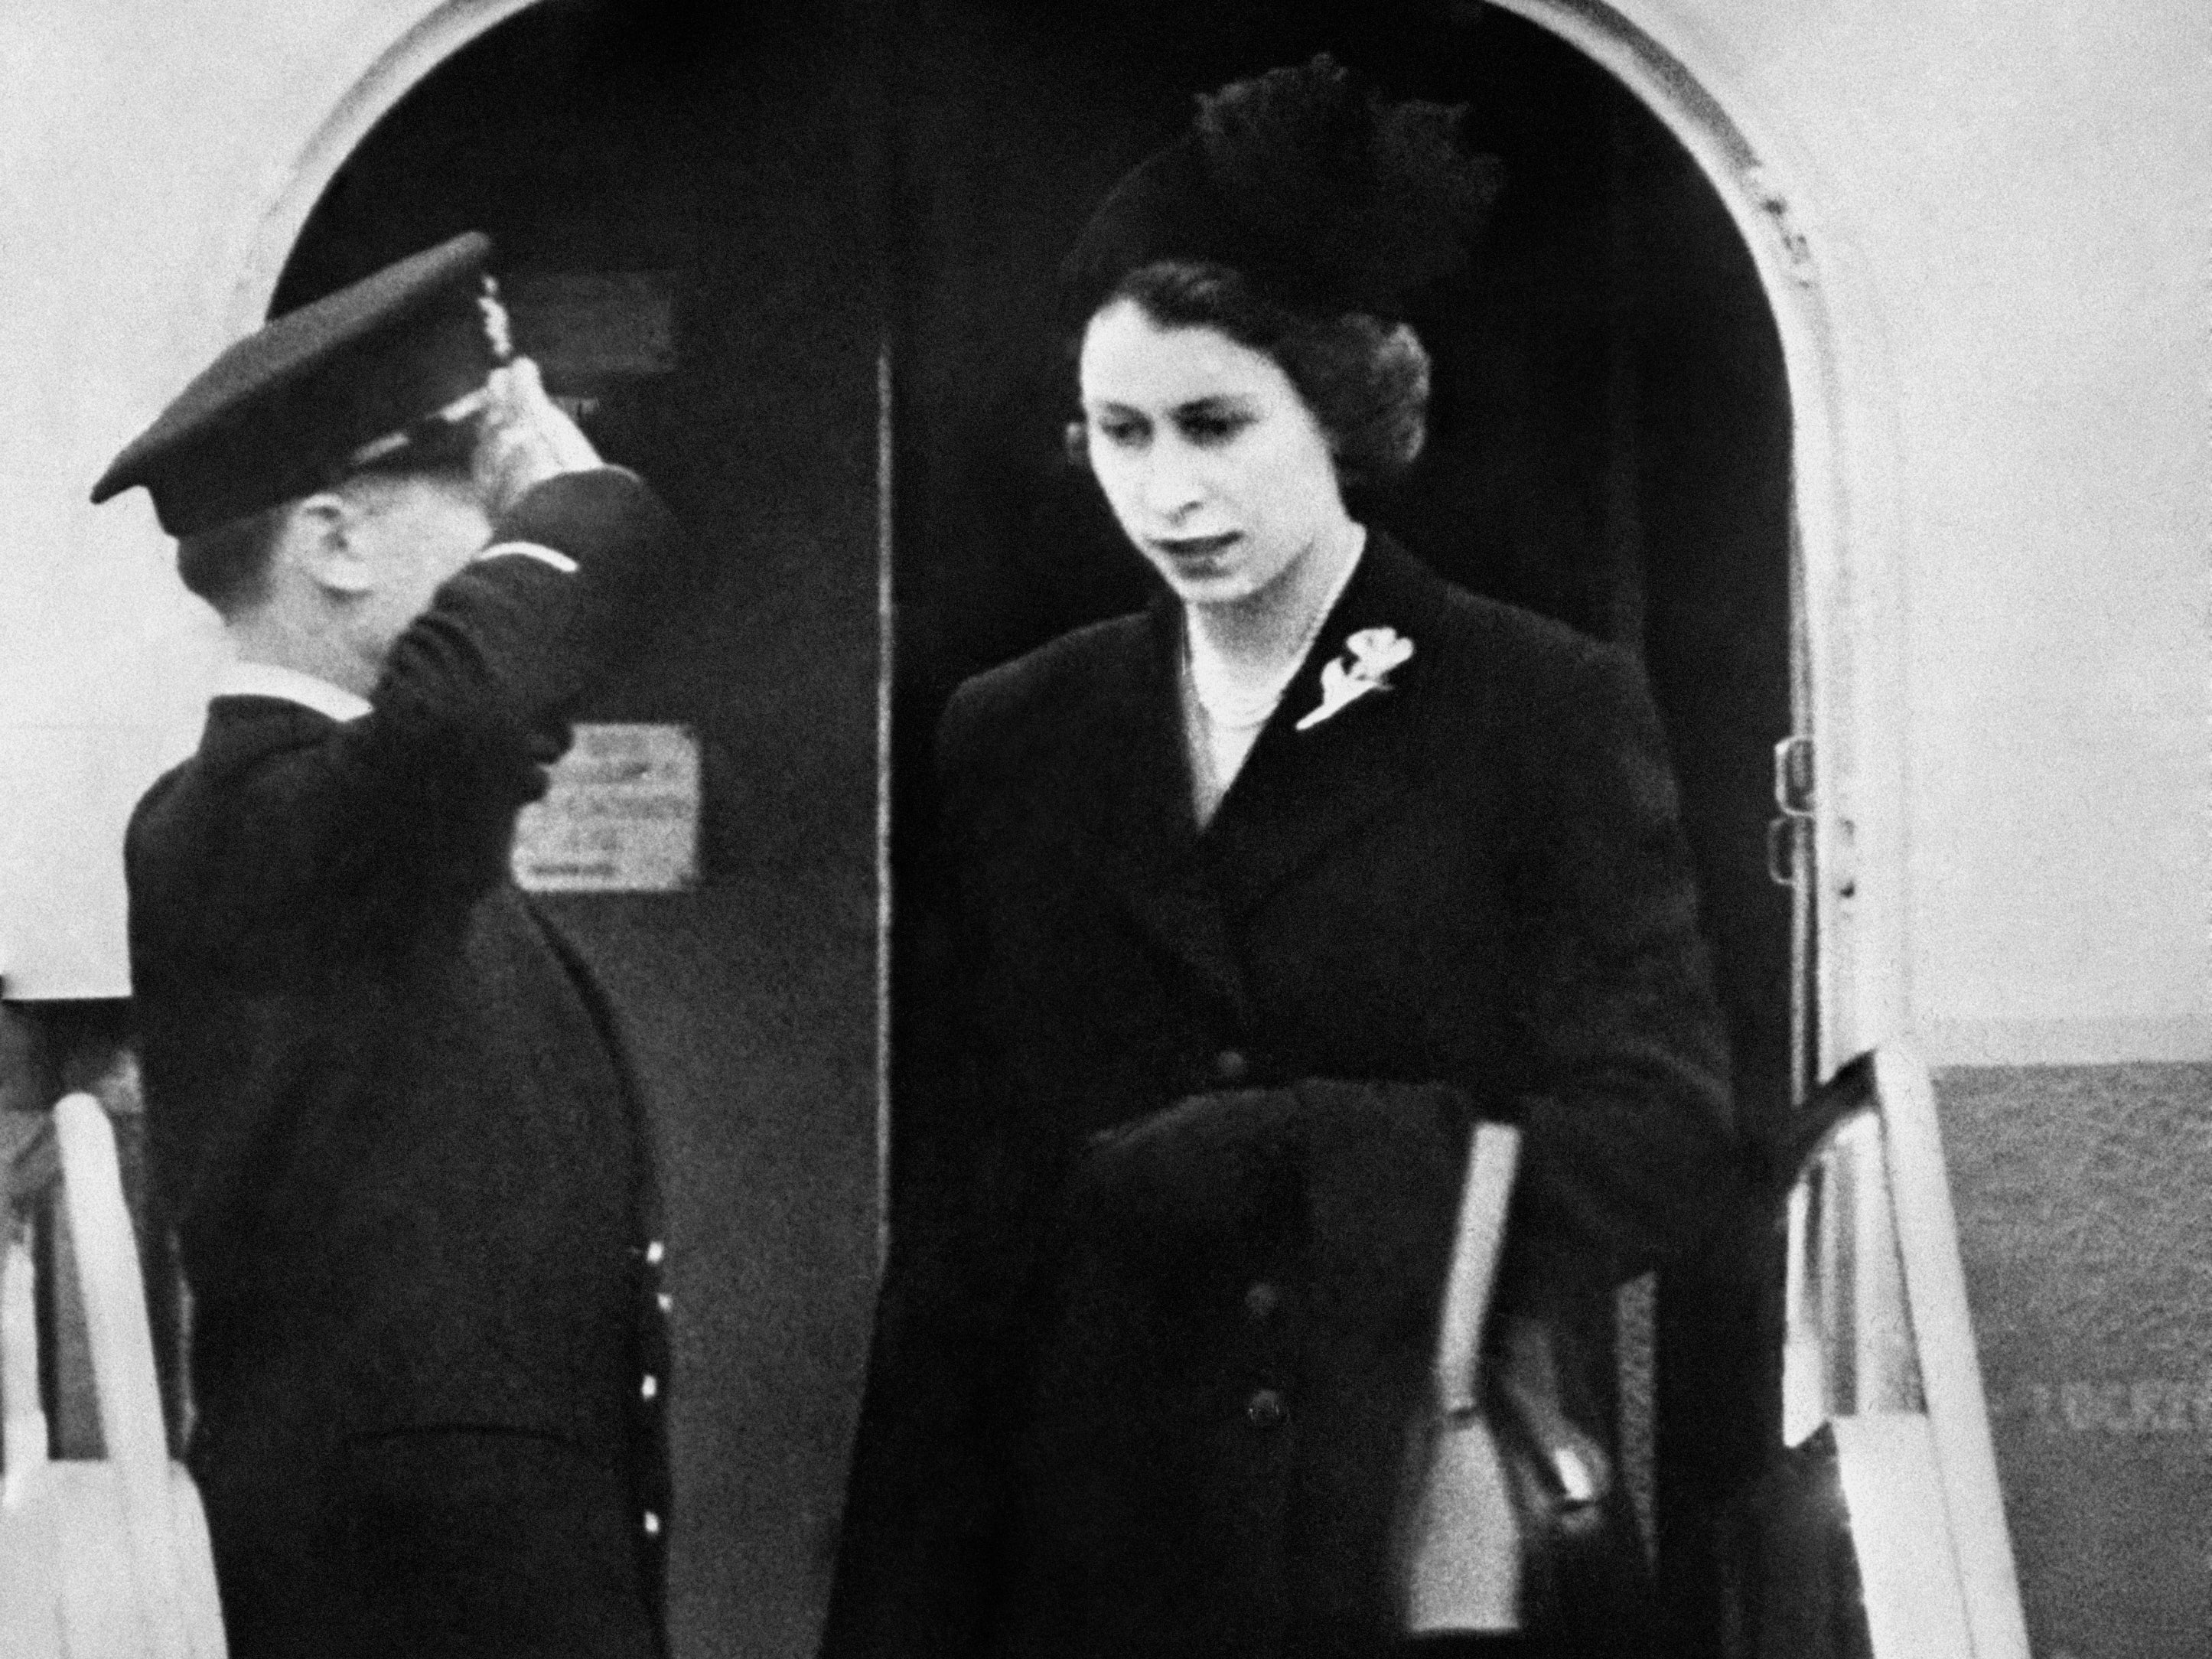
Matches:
[[1490, 1312, 1644, 1644], [1393, 1124, 1652, 1654]]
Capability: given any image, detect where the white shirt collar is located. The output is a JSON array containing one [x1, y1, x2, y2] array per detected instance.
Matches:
[[214, 660, 373, 723]]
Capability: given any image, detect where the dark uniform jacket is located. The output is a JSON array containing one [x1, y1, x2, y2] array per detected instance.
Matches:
[[822, 533, 1737, 1659], [126, 470, 678, 1658]]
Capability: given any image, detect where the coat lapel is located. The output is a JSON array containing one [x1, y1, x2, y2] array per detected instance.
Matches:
[[1079, 602, 1252, 1021], [1203, 534, 1431, 917]]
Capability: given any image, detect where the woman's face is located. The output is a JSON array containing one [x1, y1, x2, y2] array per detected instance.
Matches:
[[1077, 299, 1349, 610]]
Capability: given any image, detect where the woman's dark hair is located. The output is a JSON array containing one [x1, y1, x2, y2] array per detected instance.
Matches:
[[1090, 258, 1432, 487]]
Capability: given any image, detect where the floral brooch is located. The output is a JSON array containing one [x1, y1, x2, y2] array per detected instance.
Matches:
[[1295, 626, 1415, 731]]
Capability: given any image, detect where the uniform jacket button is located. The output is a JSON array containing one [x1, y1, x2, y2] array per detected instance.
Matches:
[[1244, 1387, 1288, 1430], [1213, 1048, 1250, 1084], [1243, 1281, 1282, 1322]]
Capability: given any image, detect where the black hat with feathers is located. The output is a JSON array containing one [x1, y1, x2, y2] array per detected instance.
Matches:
[[1060, 54, 1504, 331]]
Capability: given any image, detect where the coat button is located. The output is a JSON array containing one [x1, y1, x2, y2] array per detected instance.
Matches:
[[643, 1510, 663, 1538], [640, 1373, 660, 1402], [1244, 1387, 1288, 1430], [1213, 1048, 1250, 1084], [1243, 1281, 1282, 1322], [645, 1239, 666, 1266]]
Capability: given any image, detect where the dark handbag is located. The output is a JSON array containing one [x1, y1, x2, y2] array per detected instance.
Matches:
[[1394, 1123, 1637, 1647], [1489, 1313, 1635, 1642]]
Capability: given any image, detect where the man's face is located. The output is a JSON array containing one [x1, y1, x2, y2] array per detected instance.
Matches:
[[344, 471, 494, 661]]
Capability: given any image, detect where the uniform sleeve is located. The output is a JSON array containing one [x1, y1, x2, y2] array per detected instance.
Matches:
[[378, 465, 679, 735], [1503, 642, 1739, 1296], [236, 468, 678, 909]]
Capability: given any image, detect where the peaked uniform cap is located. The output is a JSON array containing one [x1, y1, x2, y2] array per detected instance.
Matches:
[[93, 232, 503, 536]]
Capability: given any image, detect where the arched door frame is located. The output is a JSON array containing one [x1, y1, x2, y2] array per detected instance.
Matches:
[[205, 0, 543, 331], [173, 0, 1908, 1084], [1489, 0, 1908, 1081]]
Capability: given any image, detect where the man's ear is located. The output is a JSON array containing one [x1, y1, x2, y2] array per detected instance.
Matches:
[[285, 491, 376, 598]]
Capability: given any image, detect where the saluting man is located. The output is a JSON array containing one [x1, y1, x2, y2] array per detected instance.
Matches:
[[93, 233, 679, 1658]]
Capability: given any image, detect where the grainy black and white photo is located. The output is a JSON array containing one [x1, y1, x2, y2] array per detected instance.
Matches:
[[0, 4, 2204, 1658]]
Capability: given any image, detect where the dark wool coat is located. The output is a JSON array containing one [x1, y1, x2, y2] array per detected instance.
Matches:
[[126, 470, 679, 1659], [822, 533, 1737, 1659]]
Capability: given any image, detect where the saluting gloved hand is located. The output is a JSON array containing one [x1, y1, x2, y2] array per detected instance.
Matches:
[[471, 356, 604, 520]]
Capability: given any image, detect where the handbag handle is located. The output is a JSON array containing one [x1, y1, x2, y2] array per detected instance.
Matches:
[[1432, 1122, 1520, 1415]]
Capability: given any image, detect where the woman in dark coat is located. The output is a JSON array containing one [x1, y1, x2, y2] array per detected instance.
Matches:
[[823, 57, 1738, 1659]]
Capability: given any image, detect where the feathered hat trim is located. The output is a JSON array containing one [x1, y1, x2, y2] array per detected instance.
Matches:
[[1060, 54, 1504, 329]]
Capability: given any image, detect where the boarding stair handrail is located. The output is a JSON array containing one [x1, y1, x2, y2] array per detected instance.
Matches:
[[2, 1090, 225, 1657], [1776, 1042, 2030, 1659]]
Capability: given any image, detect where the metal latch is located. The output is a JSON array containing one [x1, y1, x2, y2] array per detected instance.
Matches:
[[1767, 735, 1814, 887]]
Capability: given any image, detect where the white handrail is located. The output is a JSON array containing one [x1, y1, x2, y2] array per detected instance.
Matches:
[[1775, 1044, 2030, 1658], [50, 1096, 171, 1482], [1872, 1045, 2030, 1659], [7, 1093, 207, 1659], [2, 1206, 50, 1486]]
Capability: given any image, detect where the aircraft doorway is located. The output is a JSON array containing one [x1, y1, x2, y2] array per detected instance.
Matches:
[[259, 1, 1802, 1653], [884, 5, 1797, 1654]]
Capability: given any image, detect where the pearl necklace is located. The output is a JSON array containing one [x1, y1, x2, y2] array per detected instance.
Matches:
[[1184, 628, 1314, 731], [1183, 535, 1363, 732]]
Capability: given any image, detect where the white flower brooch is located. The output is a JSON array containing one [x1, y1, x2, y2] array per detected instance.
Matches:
[[1295, 626, 1415, 731]]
